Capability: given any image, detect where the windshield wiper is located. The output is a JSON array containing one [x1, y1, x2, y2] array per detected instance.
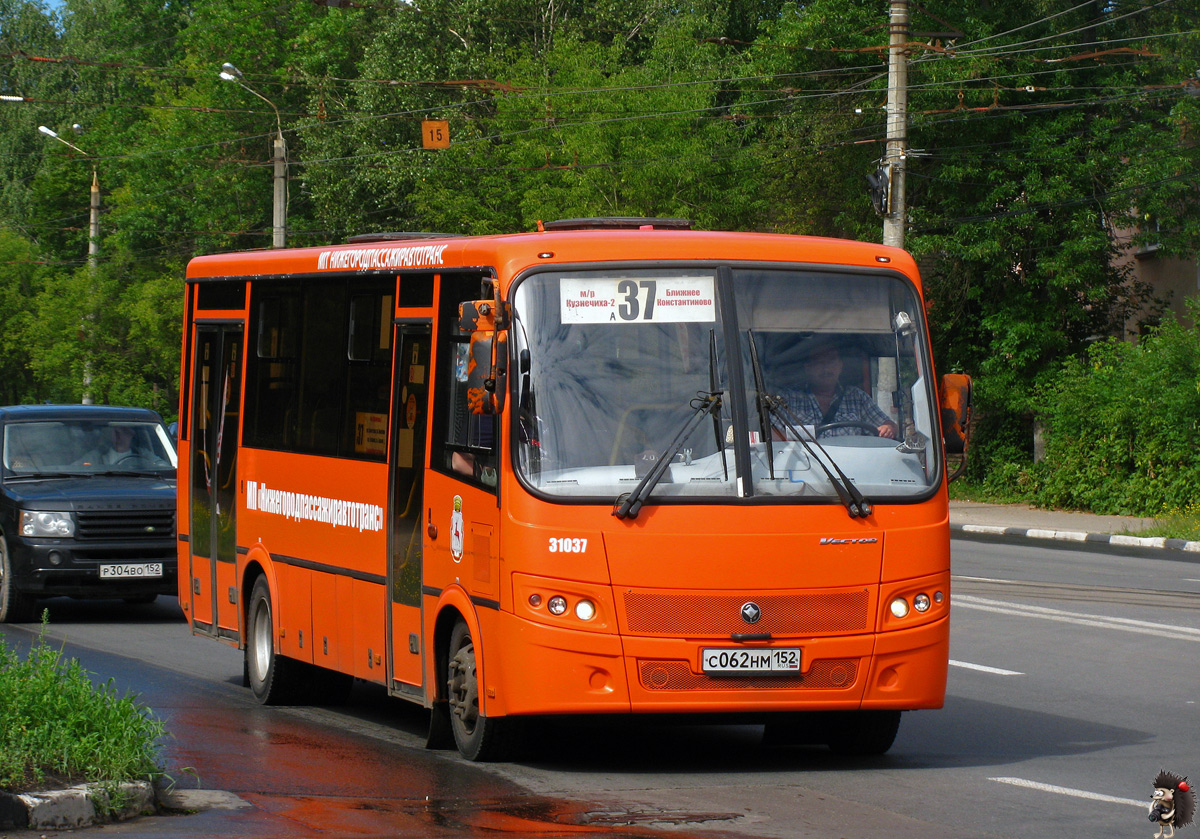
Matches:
[[613, 390, 723, 520], [5, 471, 88, 480], [746, 331, 872, 519], [709, 330, 728, 481]]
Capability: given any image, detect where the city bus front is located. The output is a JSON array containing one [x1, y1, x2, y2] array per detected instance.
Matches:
[[489, 259, 951, 754]]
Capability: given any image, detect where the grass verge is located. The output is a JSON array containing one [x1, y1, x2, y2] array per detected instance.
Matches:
[[0, 614, 166, 807], [949, 480, 1200, 541]]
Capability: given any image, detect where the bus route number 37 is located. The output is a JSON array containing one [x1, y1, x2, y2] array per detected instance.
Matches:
[[548, 537, 588, 553]]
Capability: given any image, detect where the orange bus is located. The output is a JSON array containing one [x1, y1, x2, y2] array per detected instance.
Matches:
[[177, 218, 967, 760]]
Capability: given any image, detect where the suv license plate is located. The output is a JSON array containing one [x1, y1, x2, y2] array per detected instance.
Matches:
[[701, 648, 801, 674], [100, 563, 163, 579]]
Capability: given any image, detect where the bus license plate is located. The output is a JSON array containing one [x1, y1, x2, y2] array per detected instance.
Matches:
[[701, 648, 801, 675], [99, 563, 163, 579]]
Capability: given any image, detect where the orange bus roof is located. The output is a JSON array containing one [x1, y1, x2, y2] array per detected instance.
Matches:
[[184, 228, 919, 283]]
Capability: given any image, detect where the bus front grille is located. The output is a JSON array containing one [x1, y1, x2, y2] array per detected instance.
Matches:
[[637, 659, 858, 691], [622, 590, 870, 636]]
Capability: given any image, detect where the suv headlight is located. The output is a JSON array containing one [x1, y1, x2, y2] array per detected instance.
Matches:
[[21, 510, 75, 538]]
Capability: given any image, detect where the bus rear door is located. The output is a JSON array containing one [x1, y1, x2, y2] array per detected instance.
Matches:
[[389, 322, 432, 695]]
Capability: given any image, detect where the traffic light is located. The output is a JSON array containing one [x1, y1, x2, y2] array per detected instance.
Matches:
[[866, 166, 890, 216]]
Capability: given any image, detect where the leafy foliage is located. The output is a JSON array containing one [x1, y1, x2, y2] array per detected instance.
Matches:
[[1, 0, 1199, 499], [1027, 304, 1200, 515], [0, 621, 165, 791]]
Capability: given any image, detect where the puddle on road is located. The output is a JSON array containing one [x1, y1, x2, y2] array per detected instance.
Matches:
[[241, 792, 745, 838]]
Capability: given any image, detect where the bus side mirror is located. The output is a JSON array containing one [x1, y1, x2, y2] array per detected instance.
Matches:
[[939, 373, 972, 482], [459, 299, 508, 415]]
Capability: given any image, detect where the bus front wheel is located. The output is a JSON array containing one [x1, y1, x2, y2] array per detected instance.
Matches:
[[827, 710, 902, 755], [763, 710, 901, 756], [446, 619, 516, 761]]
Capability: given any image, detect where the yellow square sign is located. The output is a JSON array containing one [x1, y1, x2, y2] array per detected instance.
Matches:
[[421, 120, 450, 149]]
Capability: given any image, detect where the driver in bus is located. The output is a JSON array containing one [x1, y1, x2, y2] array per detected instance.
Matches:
[[782, 341, 897, 438]]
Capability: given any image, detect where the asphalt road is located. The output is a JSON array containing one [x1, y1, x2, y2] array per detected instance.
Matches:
[[2, 537, 1196, 839]]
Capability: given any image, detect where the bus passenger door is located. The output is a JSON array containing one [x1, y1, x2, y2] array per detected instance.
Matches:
[[188, 324, 243, 640], [388, 323, 431, 695]]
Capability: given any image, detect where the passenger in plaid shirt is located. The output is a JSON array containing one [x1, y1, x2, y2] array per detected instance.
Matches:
[[781, 344, 897, 439]]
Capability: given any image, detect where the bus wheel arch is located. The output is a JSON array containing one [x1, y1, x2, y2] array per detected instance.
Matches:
[[430, 601, 516, 761], [424, 605, 460, 749], [443, 616, 519, 761]]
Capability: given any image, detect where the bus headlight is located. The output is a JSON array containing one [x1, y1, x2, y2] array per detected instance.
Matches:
[[547, 595, 568, 616], [913, 593, 931, 613], [889, 597, 910, 618], [574, 599, 596, 621]]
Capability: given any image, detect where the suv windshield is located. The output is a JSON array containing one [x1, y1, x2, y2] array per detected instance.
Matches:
[[511, 266, 938, 505], [3, 419, 177, 476]]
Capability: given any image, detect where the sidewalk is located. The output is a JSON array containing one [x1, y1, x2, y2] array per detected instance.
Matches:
[[949, 500, 1200, 557]]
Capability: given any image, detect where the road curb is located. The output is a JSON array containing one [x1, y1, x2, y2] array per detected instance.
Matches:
[[0, 781, 155, 831], [0, 782, 251, 831], [951, 522, 1200, 559]]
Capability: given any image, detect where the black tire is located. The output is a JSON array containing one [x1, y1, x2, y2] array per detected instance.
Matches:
[[0, 535, 37, 623], [446, 619, 517, 761], [123, 594, 158, 605], [826, 710, 902, 756], [307, 667, 354, 706], [426, 699, 456, 750], [762, 712, 827, 747], [245, 576, 307, 704]]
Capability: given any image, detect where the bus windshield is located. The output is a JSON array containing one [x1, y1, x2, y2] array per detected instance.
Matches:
[[511, 266, 939, 504]]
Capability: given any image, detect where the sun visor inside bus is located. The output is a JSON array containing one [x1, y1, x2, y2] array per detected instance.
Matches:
[[733, 273, 898, 332]]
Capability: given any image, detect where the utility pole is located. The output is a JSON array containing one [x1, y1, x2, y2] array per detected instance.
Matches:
[[39, 125, 97, 404], [88, 170, 100, 269], [272, 135, 286, 249], [883, 0, 909, 249], [220, 62, 287, 248]]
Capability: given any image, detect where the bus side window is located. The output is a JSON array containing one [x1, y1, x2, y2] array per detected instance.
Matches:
[[431, 274, 501, 490], [443, 339, 497, 486]]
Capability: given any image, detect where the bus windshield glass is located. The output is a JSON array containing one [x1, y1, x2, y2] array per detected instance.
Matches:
[[511, 266, 938, 504]]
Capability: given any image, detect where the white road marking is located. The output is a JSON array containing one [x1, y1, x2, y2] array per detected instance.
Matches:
[[949, 659, 1023, 676], [990, 777, 1146, 808], [953, 594, 1200, 642]]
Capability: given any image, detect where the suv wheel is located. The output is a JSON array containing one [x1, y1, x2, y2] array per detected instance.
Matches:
[[0, 536, 37, 623]]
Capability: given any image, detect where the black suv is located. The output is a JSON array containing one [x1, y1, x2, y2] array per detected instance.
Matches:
[[0, 405, 177, 622]]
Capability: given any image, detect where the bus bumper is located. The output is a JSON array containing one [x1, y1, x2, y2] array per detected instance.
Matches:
[[489, 611, 947, 717]]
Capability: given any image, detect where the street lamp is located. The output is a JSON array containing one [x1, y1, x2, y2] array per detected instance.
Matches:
[[39, 124, 99, 405], [219, 61, 287, 248]]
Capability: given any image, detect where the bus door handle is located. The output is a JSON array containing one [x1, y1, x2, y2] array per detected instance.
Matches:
[[427, 508, 437, 539]]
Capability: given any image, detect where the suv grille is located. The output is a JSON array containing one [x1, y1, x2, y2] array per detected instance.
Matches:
[[75, 509, 175, 540]]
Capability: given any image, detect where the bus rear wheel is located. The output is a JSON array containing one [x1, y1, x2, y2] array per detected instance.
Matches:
[[446, 619, 516, 761], [246, 576, 306, 704]]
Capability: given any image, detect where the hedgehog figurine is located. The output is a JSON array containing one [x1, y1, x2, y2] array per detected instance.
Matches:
[[1150, 770, 1195, 839]]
